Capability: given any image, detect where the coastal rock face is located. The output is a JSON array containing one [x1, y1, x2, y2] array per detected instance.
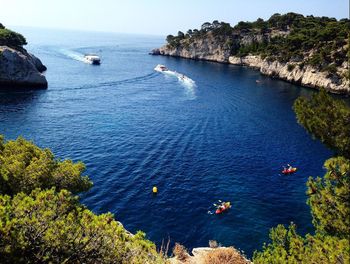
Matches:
[[153, 40, 350, 94], [0, 46, 47, 89], [156, 32, 232, 63], [229, 55, 350, 94], [152, 27, 349, 94]]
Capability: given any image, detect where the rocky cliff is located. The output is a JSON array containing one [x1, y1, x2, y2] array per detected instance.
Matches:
[[156, 32, 231, 63], [0, 46, 47, 89], [152, 13, 350, 95], [229, 55, 350, 94], [152, 41, 349, 94]]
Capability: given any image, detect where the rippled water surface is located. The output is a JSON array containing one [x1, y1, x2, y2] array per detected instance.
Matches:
[[0, 28, 332, 256]]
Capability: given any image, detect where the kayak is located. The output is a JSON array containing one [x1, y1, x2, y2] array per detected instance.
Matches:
[[282, 167, 297, 174], [215, 202, 231, 214]]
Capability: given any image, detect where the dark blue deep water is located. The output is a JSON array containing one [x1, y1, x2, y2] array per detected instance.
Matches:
[[0, 28, 333, 257]]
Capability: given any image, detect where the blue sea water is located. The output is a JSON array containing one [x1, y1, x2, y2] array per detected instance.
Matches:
[[0, 27, 333, 257]]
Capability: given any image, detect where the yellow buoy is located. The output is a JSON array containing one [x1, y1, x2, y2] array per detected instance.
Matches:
[[152, 186, 158, 194]]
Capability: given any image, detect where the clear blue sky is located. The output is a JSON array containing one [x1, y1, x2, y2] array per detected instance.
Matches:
[[1, 0, 348, 35]]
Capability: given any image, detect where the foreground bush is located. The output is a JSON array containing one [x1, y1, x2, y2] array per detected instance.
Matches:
[[253, 91, 350, 263], [0, 188, 164, 263], [0, 136, 165, 263], [0, 136, 92, 195], [293, 89, 350, 158]]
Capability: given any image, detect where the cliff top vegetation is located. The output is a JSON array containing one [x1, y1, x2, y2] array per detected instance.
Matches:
[[165, 13, 349, 76], [0, 23, 27, 50]]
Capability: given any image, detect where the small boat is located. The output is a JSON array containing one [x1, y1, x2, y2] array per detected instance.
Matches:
[[282, 167, 297, 174], [84, 54, 101, 65], [155, 64, 196, 85], [215, 202, 231, 214], [154, 64, 169, 72]]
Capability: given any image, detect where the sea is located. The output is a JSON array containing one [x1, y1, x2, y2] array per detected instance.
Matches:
[[0, 27, 333, 257]]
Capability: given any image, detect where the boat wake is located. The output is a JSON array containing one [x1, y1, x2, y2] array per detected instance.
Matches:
[[155, 64, 196, 87], [59, 48, 87, 63], [54, 72, 158, 92], [154, 64, 196, 99]]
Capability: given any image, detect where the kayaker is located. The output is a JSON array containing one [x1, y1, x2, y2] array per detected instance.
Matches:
[[287, 164, 292, 171], [218, 202, 226, 210]]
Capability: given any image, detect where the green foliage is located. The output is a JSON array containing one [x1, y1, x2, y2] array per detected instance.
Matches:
[[287, 64, 295, 72], [0, 26, 27, 48], [254, 91, 350, 263], [0, 136, 92, 195], [0, 135, 165, 263], [0, 188, 164, 263], [307, 157, 350, 238], [254, 157, 350, 263], [234, 14, 349, 67], [165, 14, 349, 70], [293, 89, 350, 157], [253, 223, 349, 264]]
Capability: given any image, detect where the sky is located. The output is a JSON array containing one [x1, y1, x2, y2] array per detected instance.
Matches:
[[1, 0, 348, 35]]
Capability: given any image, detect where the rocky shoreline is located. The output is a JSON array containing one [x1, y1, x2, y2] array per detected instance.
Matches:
[[151, 46, 350, 95], [0, 46, 48, 89]]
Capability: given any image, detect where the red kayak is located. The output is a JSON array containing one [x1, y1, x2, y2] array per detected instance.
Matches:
[[282, 167, 297, 174], [215, 202, 231, 214]]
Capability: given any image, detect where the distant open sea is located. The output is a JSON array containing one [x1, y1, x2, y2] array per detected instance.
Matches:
[[0, 27, 333, 257]]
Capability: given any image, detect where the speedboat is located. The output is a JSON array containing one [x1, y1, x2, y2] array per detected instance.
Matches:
[[154, 64, 169, 72], [84, 54, 101, 65], [154, 64, 196, 85]]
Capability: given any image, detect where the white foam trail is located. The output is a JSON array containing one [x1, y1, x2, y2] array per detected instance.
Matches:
[[155, 66, 196, 99], [59, 49, 86, 63]]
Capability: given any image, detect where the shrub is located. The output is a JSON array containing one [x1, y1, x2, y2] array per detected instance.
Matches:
[[323, 64, 337, 74], [0, 188, 164, 263], [0, 136, 92, 195], [287, 64, 296, 71], [0, 135, 165, 263], [173, 243, 189, 261], [293, 89, 350, 157], [209, 240, 219, 248], [0, 28, 27, 48], [204, 247, 249, 264]]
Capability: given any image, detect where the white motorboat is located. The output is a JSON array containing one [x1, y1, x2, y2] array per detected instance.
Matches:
[[84, 54, 101, 65], [154, 64, 169, 72], [154, 64, 195, 85]]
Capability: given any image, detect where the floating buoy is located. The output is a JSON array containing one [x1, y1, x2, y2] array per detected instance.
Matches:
[[152, 186, 158, 194]]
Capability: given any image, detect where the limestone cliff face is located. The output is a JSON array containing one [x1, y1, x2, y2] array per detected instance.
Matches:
[[157, 32, 232, 63], [229, 55, 350, 94], [0, 46, 47, 89], [152, 32, 349, 94]]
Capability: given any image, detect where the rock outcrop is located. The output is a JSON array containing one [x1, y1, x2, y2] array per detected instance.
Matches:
[[229, 55, 350, 94], [0, 46, 47, 89], [152, 42, 350, 94], [155, 32, 232, 63], [151, 17, 350, 95]]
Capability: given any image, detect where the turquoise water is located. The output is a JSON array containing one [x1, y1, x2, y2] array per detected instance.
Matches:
[[0, 27, 332, 256]]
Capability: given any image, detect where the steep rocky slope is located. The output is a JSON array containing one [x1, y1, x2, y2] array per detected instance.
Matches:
[[152, 13, 350, 94], [0, 46, 47, 88], [0, 23, 47, 89]]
